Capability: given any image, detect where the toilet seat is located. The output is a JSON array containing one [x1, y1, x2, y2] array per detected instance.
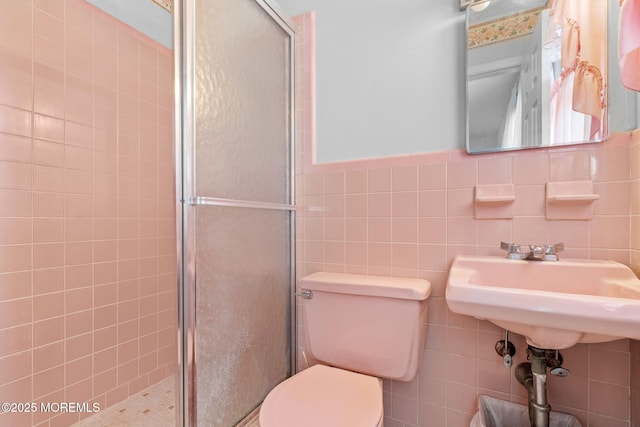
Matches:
[[259, 364, 384, 427]]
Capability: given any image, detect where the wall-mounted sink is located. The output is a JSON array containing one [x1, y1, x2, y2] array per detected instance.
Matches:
[[446, 255, 640, 349]]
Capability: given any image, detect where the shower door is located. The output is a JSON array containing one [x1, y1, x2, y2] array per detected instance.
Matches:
[[175, 0, 295, 425]]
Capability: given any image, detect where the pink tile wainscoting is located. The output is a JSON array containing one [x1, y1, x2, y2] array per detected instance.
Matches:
[[295, 133, 637, 427], [0, 1, 176, 426], [632, 129, 640, 427], [294, 12, 639, 427]]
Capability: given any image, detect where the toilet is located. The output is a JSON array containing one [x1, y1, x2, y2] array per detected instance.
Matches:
[[260, 272, 431, 427]]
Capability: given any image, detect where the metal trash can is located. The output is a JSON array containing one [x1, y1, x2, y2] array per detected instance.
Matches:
[[470, 395, 582, 427]]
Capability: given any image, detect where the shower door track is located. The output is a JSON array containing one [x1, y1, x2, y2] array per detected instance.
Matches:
[[187, 197, 296, 211]]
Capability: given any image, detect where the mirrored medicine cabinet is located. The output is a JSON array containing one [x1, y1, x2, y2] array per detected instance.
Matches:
[[466, 0, 613, 154]]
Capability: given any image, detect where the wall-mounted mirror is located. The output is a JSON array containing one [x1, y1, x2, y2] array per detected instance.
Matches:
[[466, 0, 608, 154]]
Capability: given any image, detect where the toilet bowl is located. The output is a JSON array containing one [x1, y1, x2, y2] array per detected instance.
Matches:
[[260, 364, 383, 427], [259, 272, 431, 427]]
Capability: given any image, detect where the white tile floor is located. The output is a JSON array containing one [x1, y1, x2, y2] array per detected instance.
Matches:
[[71, 376, 176, 427], [70, 375, 264, 427]]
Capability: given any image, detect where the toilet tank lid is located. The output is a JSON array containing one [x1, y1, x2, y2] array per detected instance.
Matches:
[[301, 272, 431, 301]]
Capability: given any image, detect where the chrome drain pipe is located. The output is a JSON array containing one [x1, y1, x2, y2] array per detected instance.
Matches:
[[531, 352, 551, 427], [515, 346, 552, 427]]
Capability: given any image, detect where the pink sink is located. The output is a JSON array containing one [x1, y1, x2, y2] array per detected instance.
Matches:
[[446, 255, 640, 349]]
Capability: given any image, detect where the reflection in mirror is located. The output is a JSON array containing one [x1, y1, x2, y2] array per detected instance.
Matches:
[[466, 0, 608, 154]]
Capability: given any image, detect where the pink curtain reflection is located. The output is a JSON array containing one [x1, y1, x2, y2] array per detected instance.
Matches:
[[547, 0, 607, 143]]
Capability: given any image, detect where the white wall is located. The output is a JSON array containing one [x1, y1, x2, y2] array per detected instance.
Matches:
[[87, 0, 173, 48], [279, 0, 638, 163], [608, 0, 638, 134], [278, 0, 466, 162]]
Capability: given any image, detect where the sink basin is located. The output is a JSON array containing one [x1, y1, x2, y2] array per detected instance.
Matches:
[[446, 255, 640, 349]]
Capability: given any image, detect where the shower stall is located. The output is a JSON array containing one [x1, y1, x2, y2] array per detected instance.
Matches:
[[175, 0, 296, 425], [0, 0, 295, 425]]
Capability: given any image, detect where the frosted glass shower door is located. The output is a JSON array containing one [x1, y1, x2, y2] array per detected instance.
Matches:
[[176, 0, 295, 425]]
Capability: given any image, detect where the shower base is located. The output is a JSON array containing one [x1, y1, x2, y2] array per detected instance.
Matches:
[[71, 375, 175, 427]]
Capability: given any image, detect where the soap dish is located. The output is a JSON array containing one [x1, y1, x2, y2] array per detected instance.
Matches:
[[546, 181, 599, 220], [475, 184, 515, 219]]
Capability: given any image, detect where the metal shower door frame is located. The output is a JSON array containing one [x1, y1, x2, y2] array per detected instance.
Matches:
[[173, 0, 296, 425]]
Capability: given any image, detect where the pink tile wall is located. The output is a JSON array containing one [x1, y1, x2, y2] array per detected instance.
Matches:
[[294, 13, 636, 427], [0, 1, 176, 426], [632, 128, 640, 427]]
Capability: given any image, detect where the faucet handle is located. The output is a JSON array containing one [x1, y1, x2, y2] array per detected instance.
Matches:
[[500, 241, 520, 253], [543, 242, 564, 261], [545, 242, 564, 254], [501, 242, 525, 259]]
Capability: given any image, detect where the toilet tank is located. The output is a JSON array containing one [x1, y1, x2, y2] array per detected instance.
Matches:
[[300, 272, 431, 382]]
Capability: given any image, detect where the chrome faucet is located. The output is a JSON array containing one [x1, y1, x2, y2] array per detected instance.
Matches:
[[500, 242, 564, 261]]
